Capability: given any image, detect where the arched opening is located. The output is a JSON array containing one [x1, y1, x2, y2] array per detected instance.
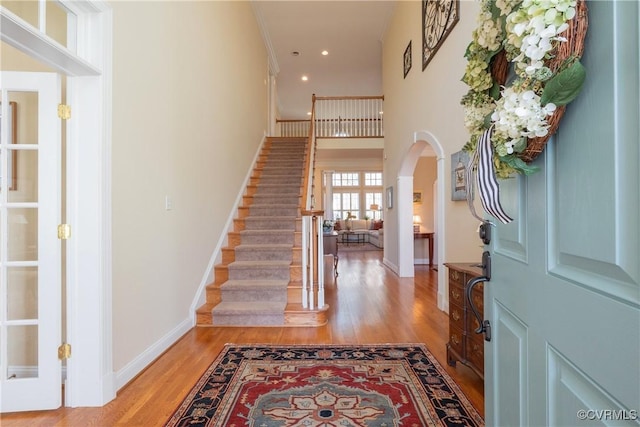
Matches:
[[396, 131, 447, 310]]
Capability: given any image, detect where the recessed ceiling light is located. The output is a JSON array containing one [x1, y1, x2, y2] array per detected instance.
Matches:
[[307, 112, 312, 116], [321, 50, 329, 56], [301, 75, 308, 81], [291, 51, 300, 56]]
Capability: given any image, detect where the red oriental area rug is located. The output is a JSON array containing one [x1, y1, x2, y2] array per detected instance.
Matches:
[[166, 344, 484, 427]]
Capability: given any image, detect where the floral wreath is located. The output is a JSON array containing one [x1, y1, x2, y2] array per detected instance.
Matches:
[[461, 0, 588, 179]]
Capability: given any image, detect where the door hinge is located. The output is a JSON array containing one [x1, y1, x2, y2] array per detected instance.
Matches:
[[57, 224, 71, 240], [58, 343, 72, 360], [57, 104, 71, 120]]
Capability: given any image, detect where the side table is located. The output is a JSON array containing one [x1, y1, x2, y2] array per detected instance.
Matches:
[[323, 231, 338, 276]]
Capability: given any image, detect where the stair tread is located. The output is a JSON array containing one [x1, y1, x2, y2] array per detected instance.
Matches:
[[244, 215, 297, 219], [221, 279, 289, 289], [229, 260, 292, 267], [236, 244, 293, 249]]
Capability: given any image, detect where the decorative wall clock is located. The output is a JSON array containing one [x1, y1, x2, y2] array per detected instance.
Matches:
[[422, 0, 459, 70]]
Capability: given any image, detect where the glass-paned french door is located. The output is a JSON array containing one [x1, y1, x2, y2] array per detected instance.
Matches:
[[0, 71, 62, 412]]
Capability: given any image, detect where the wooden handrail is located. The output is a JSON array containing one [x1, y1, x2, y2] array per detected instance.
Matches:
[[314, 95, 384, 101]]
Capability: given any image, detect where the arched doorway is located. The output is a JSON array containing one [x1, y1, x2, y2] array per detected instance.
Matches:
[[396, 131, 447, 311]]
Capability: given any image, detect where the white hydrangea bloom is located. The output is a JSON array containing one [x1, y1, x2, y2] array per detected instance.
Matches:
[[491, 87, 556, 151], [504, 0, 577, 74]]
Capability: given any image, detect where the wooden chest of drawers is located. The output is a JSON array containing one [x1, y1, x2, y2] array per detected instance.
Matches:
[[445, 262, 484, 380]]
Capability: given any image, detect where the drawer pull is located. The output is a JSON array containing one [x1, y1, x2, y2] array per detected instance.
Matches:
[[451, 270, 460, 281], [452, 289, 461, 300], [452, 310, 461, 321], [451, 334, 460, 345]]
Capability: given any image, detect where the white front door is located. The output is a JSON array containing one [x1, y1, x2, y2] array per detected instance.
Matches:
[[484, 1, 639, 425], [0, 71, 62, 412]]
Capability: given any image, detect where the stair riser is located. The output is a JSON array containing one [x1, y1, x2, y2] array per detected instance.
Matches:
[[228, 266, 290, 281], [240, 232, 295, 245], [243, 219, 296, 230], [249, 207, 299, 217], [256, 177, 303, 185], [220, 289, 288, 302], [254, 186, 301, 195], [251, 176, 302, 185], [212, 313, 285, 326], [234, 248, 292, 262], [249, 196, 301, 205]]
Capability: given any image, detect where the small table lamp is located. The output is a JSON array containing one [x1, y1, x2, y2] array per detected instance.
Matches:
[[413, 215, 422, 233], [370, 204, 379, 220]]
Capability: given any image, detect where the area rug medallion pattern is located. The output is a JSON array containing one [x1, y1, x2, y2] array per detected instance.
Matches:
[[166, 344, 483, 426]]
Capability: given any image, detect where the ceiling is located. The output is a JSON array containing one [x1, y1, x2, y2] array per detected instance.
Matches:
[[253, 1, 396, 120]]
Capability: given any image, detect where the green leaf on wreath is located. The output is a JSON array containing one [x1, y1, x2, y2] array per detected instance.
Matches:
[[500, 155, 540, 176], [490, 81, 501, 100], [464, 42, 473, 59], [541, 61, 586, 106], [483, 112, 493, 129]]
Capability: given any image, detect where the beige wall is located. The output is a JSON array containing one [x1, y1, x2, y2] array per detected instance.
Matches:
[[382, 1, 482, 267], [110, 1, 268, 371]]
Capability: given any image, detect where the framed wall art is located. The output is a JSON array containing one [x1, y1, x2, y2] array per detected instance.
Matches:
[[403, 41, 412, 78], [422, 0, 459, 70], [451, 150, 470, 201]]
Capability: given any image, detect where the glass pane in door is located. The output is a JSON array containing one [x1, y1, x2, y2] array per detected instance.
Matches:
[[7, 267, 38, 320], [9, 150, 39, 203], [6, 325, 38, 379], [8, 208, 38, 262]]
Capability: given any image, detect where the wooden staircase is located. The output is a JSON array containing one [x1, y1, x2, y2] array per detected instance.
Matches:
[[196, 137, 329, 327]]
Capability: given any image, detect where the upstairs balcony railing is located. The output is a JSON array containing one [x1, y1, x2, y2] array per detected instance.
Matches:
[[277, 95, 384, 138]]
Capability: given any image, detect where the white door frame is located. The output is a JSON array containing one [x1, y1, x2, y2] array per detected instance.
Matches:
[[1, 1, 115, 407]]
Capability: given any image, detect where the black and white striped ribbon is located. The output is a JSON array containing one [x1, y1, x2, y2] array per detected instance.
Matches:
[[466, 127, 513, 224]]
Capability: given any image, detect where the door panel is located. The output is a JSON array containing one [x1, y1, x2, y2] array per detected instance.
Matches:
[[486, 1, 640, 425], [0, 72, 61, 412]]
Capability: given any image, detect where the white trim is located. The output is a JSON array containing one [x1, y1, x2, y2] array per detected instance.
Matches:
[[63, 2, 114, 408], [115, 318, 192, 390], [250, 2, 280, 77], [397, 175, 415, 277]]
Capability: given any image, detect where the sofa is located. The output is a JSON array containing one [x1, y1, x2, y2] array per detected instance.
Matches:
[[333, 219, 384, 248]]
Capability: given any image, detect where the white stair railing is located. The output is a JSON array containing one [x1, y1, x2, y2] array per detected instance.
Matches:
[[300, 97, 326, 310], [276, 95, 384, 138]]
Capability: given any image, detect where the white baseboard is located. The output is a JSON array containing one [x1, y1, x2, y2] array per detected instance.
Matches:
[[114, 318, 192, 390], [383, 257, 399, 275]]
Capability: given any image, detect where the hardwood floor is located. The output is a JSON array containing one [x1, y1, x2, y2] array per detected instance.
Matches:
[[1, 250, 484, 426]]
